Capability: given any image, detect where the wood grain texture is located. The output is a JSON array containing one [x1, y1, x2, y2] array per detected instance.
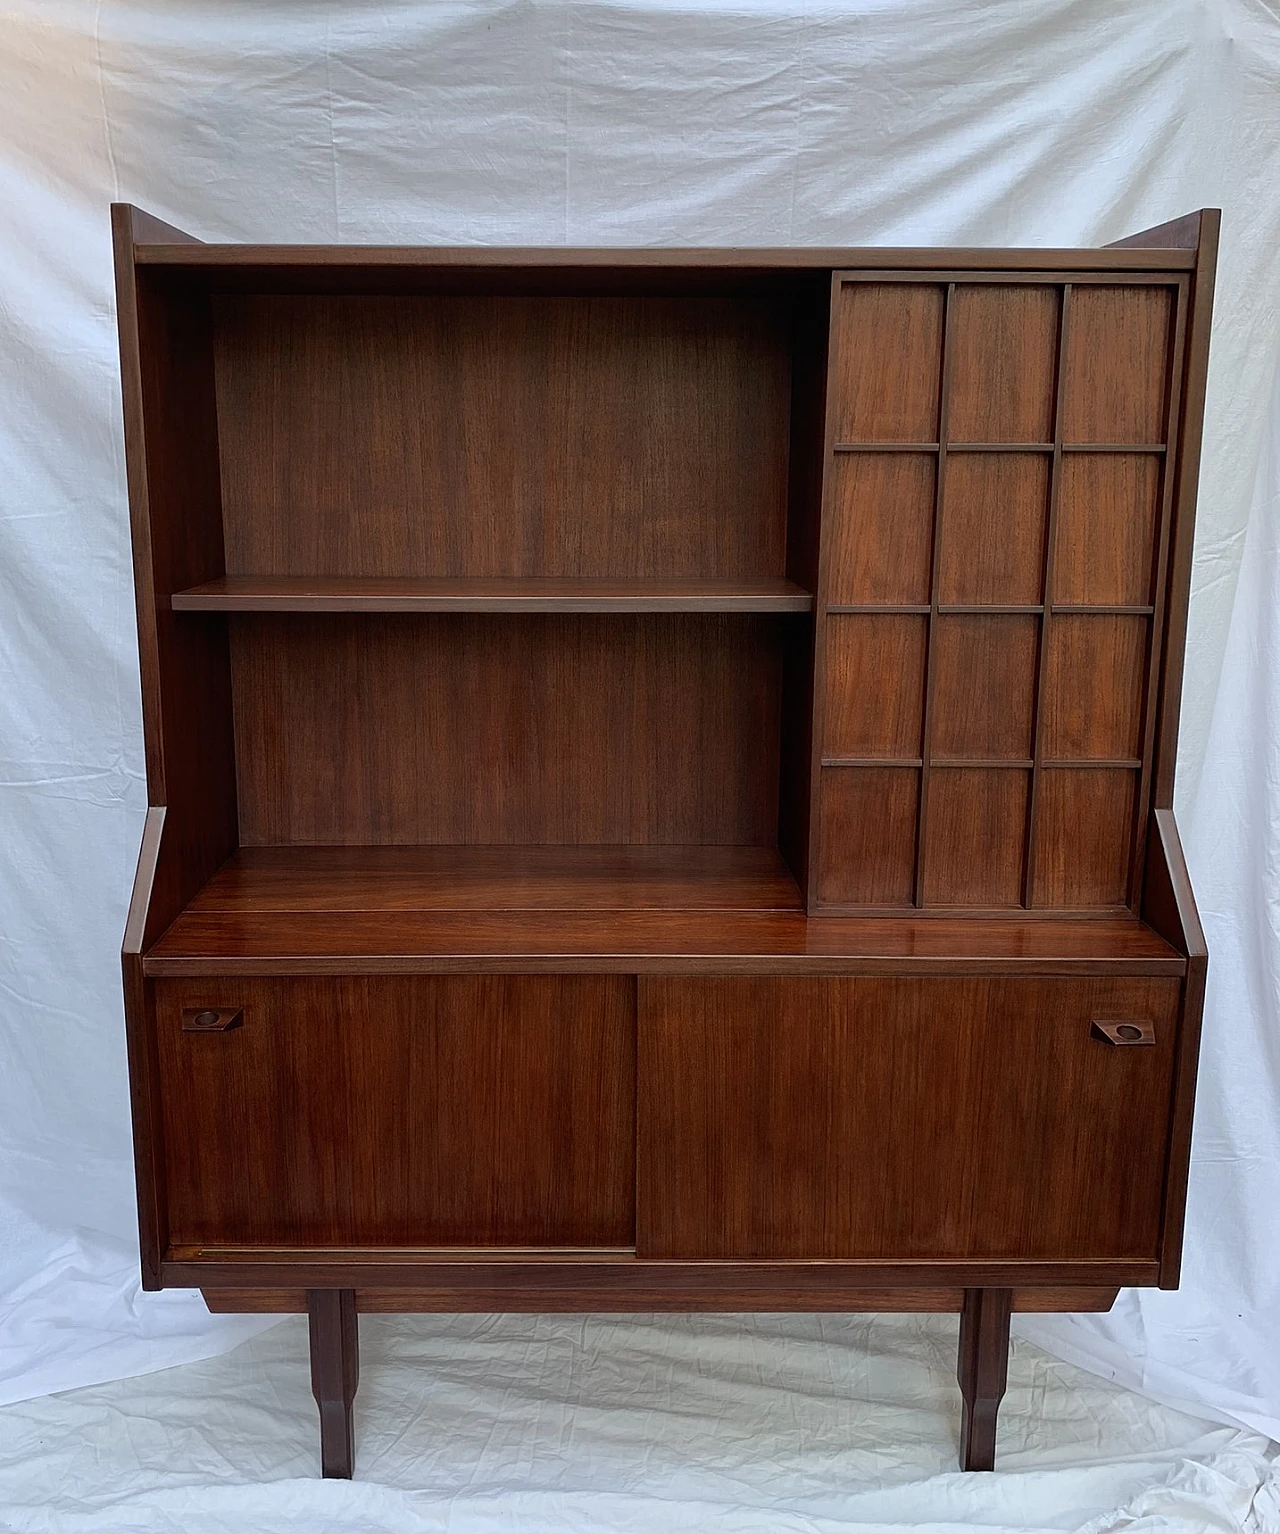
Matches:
[[112, 207, 239, 946], [171, 1247, 1159, 1293], [822, 615, 927, 758], [230, 613, 783, 846], [929, 615, 1038, 760], [145, 855, 1185, 972], [922, 769, 1029, 907], [202, 1283, 1121, 1314], [189, 845, 803, 913], [113, 212, 1217, 1475], [1054, 455, 1160, 606], [136, 237, 1197, 271], [1106, 212, 1206, 250], [173, 576, 815, 612], [154, 975, 636, 1248], [1153, 221, 1217, 806], [214, 294, 791, 580], [308, 1289, 358, 1478], [114, 204, 236, 1288], [937, 454, 1049, 605], [825, 453, 935, 605], [1032, 769, 1136, 907], [947, 285, 1059, 443], [637, 976, 1180, 1260], [143, 910, 1185, 975], [817, 768, 919, 905], [1143, 808, 1209, 1287], [957, 1287, 1011, 1471], [1042, 615, 1148, 760], [832, 283, 944, 441], [1062, 285, 1175, 444]]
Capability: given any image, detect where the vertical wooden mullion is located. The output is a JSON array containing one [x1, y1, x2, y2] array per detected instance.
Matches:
[[1021, 284, 1072, 908], [912, 282, 955, 908], [804, 273, 847, 911], [1128, 276, 1189, 907]]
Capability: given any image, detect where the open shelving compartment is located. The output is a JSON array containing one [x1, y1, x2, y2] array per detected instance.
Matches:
[[129, 237, 833, 954], [120, 213, 1204, 973]]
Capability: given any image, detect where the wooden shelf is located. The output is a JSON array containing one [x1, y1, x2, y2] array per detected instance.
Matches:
[[143, 845, 1184, 977], [171, 576, 815, 614]]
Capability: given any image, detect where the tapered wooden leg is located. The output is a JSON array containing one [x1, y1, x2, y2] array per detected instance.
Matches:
[[957, 1287, 1011, 1471], [307, 1288, 359, 1478]]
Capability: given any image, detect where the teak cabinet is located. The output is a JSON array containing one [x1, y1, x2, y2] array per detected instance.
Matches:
[[114, 204, 1217, 1475]]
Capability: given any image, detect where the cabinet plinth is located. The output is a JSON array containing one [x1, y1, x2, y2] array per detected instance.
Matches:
[[115, 205, 1217, 1475]]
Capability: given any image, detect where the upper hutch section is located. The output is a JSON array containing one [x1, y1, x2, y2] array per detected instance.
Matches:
[[115, 207, 1216, 938], [816, 274, 1187, 913]]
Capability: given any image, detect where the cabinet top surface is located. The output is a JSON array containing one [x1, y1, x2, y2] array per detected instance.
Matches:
[[132, 242, 1197, 272], [142, 846, 1185, 977]]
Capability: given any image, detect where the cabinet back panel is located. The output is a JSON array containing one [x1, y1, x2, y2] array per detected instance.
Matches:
[[231, 613, 784, 845], [213, 294, 792, 580]]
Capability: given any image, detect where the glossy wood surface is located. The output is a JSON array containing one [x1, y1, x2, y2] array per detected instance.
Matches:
[[114, 210, 1216, 1475], [172, 575, 815, 612], [1142, 807, 1209, 1287], [203, 1284, 1121, 1314], [137, 242, 1198, 271], [214, 294, 791, 581], [169, 1248, 1156, 1292], [230, 614, 785, 846], [142, 846, 1183, 975], [814, 266, 1186, 911], [155, 975, 635, 1248], [958, 1287, 1011, 1471], [308, 1289, 358, 1478], [638, 976, 1180, 1259]]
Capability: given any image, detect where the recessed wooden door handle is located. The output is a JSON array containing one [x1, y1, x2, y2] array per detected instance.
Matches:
[[1091, 1019, 1155, 1046], [182, 1006, 244, 1033]]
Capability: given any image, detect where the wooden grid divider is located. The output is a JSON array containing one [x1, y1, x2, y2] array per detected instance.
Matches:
[[1020, 284, 1072, 909], [911, 282, 957, 908]]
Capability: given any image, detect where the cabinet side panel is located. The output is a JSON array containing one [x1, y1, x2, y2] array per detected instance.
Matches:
[[115, 237, 237, 935], [1153, 213, 1219, 805], [115, 205, 236, 1284]]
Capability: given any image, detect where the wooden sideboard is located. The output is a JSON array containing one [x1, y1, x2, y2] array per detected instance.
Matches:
[[114, 205, 1216, 1475]]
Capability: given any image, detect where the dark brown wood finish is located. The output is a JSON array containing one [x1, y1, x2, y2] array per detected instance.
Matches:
[[214, 294, 792, 582], [308, 1289, 359, 1478], [169, 1250, 1156, 1292], [957, 1287, 1012, 1471], [154, 975, 635, 1247], [638, 976, 1180, 1260], [814, 260, 1189, 914], [172, 575, 815, 612], [114, 208, 1217, 1475], [137, 241, 1198, 271], [144, 905, 1184, 977], [230, 613, 785, 846], [1151, 211, 1220, 806], [1143, 808, 1209, 1286], [204, 1284, 1121, 1314]]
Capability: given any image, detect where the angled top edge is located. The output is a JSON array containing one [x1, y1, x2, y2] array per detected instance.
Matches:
[[128, 243, 1197, 271], [112, 203, 1216, 270]]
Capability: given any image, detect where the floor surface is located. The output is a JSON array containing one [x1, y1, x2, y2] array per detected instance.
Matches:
[[0, 1312, 1275, 1532]]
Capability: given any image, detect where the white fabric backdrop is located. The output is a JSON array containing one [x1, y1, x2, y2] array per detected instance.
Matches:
[[2, 0, 1279, 1438]]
